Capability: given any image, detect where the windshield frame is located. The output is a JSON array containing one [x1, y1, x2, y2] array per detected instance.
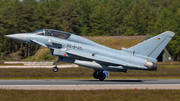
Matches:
[[44, 29, 71, 39], [30, 29, 72, 39], [31, 29, 44, 35]]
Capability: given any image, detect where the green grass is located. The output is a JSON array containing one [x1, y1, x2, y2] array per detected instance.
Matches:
[[0, 90, 180, 101], [0, 64, 180, 79], [31, 47, 58, 61], [85, 35, 148, 49]]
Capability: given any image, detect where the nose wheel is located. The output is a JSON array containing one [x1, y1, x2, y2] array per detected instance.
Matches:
[[53, 67, 58, 72]]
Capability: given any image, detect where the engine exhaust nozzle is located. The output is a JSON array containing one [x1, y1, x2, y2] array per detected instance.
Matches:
[[144, 60, 157, 71]]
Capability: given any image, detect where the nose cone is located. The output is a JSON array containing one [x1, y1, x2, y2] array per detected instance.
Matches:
[[6, 33, 27, 43]]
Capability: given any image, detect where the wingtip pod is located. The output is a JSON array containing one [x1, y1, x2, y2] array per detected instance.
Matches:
[[163, 31, 175, 37]]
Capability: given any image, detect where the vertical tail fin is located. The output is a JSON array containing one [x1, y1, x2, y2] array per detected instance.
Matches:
[[129, 31, 175, 59]]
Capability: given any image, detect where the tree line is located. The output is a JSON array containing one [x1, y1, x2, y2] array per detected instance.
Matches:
[[0, 0, 180, 60]]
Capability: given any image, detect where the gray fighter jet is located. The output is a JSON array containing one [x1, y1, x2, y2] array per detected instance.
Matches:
[[6, 29, 175, 81]]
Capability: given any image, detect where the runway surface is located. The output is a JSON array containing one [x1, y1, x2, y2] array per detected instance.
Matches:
[[0, 79, 180, 85], [0, 79, 180, 90]]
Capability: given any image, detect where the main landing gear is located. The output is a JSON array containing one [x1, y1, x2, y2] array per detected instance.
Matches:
[[53, 57, 60, 72], [93, 71, 106, 81]]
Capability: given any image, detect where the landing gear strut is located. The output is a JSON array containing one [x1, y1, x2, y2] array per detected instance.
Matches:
[[93, 71, 106, 81], [53, 57, 60, 72]]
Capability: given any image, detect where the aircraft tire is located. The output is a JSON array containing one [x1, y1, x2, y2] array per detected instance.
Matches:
[[53, 67, 58, 72], [93, 72, 99, 79], [98, 72, 106, 81]]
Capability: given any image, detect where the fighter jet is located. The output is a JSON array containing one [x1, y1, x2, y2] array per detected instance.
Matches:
[[6, 29, 175, 81]]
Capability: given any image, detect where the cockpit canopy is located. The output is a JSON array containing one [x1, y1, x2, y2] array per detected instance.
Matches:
[[31, 29, 71, 39]]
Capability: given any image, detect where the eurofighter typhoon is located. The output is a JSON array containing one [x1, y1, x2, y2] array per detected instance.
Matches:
[[6, 29, 175, 81]]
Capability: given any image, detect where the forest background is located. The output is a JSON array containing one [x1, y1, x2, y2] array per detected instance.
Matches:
[[0, 0, 180, 61]]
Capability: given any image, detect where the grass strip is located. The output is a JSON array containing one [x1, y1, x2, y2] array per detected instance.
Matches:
[[0, 89, 180, 101]]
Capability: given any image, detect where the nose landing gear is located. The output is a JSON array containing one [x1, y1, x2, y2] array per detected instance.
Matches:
[[53, 57, 61, 72]]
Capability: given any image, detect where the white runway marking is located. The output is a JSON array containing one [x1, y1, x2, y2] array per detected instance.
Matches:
[[0, 64, 78, 68]]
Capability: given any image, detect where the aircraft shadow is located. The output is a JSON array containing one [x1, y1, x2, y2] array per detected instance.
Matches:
[[78, 79, 144, 82], [104, 80, 143, 82], [77, 79, 158, 83]]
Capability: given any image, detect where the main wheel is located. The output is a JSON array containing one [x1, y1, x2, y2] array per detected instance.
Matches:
[[53, 67, 58, 72], [93, 71, 99, 79], [98, 72, 106, 81]]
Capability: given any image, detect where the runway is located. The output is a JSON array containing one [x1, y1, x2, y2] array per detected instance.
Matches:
[[0, 79, 180, 90], [0, 79, 180, 85]]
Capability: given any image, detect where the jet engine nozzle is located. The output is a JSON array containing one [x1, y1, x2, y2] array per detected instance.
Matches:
[[6, 33, 27, 43], [144, 60, 157, 71]]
